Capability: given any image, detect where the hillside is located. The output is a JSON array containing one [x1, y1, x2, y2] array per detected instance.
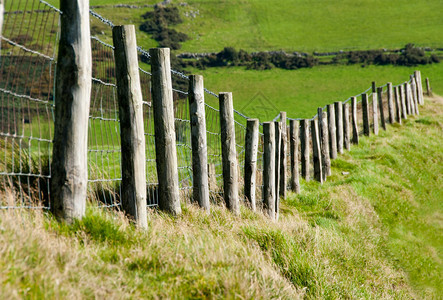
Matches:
[[1, 95, 442, 299]]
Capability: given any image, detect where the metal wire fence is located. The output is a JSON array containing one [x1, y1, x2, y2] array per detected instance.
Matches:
[[0, 0, 419, 210]]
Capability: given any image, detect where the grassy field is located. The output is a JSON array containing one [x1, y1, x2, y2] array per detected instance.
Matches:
[[21, 0, 443, 53], [1, 95, 441, 298], [196, 63, 443, 120]]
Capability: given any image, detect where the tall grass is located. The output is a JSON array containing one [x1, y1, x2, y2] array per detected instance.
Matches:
[[1, 95, 441, 298]]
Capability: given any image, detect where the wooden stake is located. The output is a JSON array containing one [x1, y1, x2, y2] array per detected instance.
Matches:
[[400, 85, 407, 120], [189, 75, 210, 212], [318, 108, 330, 180], [51, 0, 92, 222], [300, 119, 310, 181], [244, 119, 259, 211], [219, 92, 239, 214], [311, 119, 323, 183], [263, 122, 275, 220], [327, 104, 337, 159], [334, 101, 343, 154], [113, 25, 147, 227], [289, 120, 300, 193], [377, 86, 386, 129], [343, 102, 351, 151], [362, 93, 370, 136], [424, 78, 431, 98], [279, 112, 287, 199], [150, 48, 181, 215], [394, 86, 402, 124], [351, 97, 359, 144], [372, 82, 379, 135]]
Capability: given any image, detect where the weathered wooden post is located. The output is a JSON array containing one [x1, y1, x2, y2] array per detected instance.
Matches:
[[371, 82, 379, 135], [263, 122, 276, 220], [327, 104, 337, 159], [410, 83, 416, 115], [244, 119, 259, 211], [274, 122, 281, 200], [410, 76, 419, 115], [300, 119, 310, 180], [386, 83, 394, 124], [351, 97, 359, 144], [377, 87, 386, 129], [318, 108, 330, 179], [113, 25, 147, 228], [334, 101, 343, 154], [404, 82, 411, 115], [414, 70, 424, 105], [219, 92, 239, 214], [274, 121, 281, 220], [362, 93, 370, 136], [311, 119, 323, 183], [343, 102, 350, 151], [279, 112, 287, 199], [150, 48, 181, 215], [188, 75, 210, 212], [51, 0, 92, 222], [400, 85, 407, 120], [426, 78, 432, 97], [394, 86, 402, 124], [289, 120, 300, 193]]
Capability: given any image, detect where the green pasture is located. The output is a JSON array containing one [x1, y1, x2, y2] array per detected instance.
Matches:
[[194, 63, 443, 121]]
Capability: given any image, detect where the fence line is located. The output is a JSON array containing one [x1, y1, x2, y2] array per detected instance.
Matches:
[[0, 0, 428, 222]]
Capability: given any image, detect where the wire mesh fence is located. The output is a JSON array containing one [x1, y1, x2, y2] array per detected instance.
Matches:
[[0, 0, 421, 211]]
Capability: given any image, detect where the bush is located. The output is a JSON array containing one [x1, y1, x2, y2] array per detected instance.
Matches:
[[140, 6, 189, 50]]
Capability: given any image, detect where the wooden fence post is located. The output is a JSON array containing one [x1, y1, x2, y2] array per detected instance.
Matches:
[[274, 121, 281, 220], [400, 85, 407, 120], [414, 70, 424, 105], [279, 112, 287, 199], [412, 79, 420, 115], [351, 97, 359, 144], [113, 25, 147, 228], [409, 83, 416, 115], [300, 119, 310, 181], [311, 119, 323, 183], [378, 86, 386, 129], [404, 82, 412, 115], [361, 93, 370, 136], [150, 48, 181, 215], [410, 76, 419, 115], [51, 0, 92, 222], [386, 83, 394, 124], [334, 101, 343, 154], [318, 108, 330, 179], [426, 77, 432, 97], [362, 93, 370, 136], [188, 75, 210, 212], [244, 119, 259, 211], [343, 102, 350, 151], [263, 122, 275, 220], [327, 104, 337, 159], [289, 120, 300, 193], [219, 92, 239, 214], [394, 86, 402, 124], [371, 82, 379, 135]]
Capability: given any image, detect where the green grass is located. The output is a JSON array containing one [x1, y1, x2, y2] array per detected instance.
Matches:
[[194, 63, 443, 120], [1, 95, 442, 298], [176, 0, 443, 53]]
